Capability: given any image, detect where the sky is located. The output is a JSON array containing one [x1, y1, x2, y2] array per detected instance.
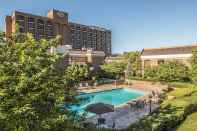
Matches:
[[1, 0, 197, 53]]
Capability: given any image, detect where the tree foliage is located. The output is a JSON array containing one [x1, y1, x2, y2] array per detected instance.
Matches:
[[65, 64, 90, 84], [144, 61, 191, 82], [191, 48, 197, 85], [125, 61, 133, 79], [144, 67, 158, 80], [100, 62, 125, 79], [0, 33, 78, 130], [122, 51, 141, 77], [0, 31, 5, 43], [157, 61, 190, 82]]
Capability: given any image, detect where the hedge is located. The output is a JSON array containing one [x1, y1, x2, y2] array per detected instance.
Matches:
[[176, 112, 197, 131]]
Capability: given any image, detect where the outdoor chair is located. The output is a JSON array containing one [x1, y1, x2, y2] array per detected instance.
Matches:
[[135, 100, 145, 112], [85, 82, 89, 87], [97, 118, 107, 128], [79, 83, 83, 88], [127, 101, 137, 111], [98, 118, 106, 125]]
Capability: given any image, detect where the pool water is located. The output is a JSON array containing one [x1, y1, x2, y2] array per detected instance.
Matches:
[[66, 88, 145, 116]]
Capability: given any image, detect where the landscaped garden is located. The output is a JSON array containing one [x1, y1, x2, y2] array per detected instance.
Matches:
[[1, 30, 197, 131], [78, 49, 197, 130]]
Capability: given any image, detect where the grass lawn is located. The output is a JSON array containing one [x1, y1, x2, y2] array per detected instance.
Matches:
[[177, 112, 197, 131]]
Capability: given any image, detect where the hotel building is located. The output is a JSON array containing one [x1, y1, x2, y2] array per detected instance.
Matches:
[[5, 9, 111, 55], [69, 22, 111, 56], [5, 9, 71, 45]]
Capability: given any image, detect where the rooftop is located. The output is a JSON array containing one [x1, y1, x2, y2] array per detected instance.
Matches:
[[141, 44, 197, 56]]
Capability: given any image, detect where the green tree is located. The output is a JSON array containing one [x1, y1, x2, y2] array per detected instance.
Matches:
[[0, 33, 78, 130], [157, 61, 190, 82], [100, 62, 125, 79], [125, 61, 133, 79], [122, 51, 141, 76], [192, 48, 197, 85], [65, 64, 90, 84], [0, 31, 5, 43], [144, 67, 158, 80]]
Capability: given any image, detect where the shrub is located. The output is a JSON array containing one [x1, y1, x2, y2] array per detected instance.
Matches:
[[157, 61, 191, 82], [65, 64, 90, 82], [168, 82, 193, 89], [144, 61, 191, 82], [191, 48, 197, 85], [100, 62, 125, 79], [144, 67, 158, 80], [122, 51, 141, 77], [177, 112, 197, 131]]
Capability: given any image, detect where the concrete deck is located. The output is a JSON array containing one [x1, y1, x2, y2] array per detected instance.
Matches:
[[86, 103, 159, 129], [79, 80, 166, 129], [78, 80, 167, 94]]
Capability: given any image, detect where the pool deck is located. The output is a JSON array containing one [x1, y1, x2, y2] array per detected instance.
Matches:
[[79, 80, 167, 129], [78, 80, 167, 94], [86, 103, 159, 129]]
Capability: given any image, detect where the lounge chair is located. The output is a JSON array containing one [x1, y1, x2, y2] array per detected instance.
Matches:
[[85, 82, 89, 87], [79, 83, 83, 88], [98, 118, 105, 125], [127, 101, 137, 111]]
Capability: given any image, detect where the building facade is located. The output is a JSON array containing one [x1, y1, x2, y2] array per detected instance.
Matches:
[[69, 49, 105, 69], [53, 48, 105, 70], [5, 9, 111, 55], [105, 54, 124, 63], [140, 45, 197, 75], [69, 22, 111, 55], [6, 9, 71, 45]]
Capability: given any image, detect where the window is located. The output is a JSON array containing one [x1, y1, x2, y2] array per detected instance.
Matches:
[[158, 60, 165, 65]]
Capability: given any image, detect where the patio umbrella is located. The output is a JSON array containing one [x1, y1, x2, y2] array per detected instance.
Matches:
[[85, 103, 114, 126], [85, 103, 114, 115]]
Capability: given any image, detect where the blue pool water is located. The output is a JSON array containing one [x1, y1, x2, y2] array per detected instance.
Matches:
[[66, 88, 145, 116]]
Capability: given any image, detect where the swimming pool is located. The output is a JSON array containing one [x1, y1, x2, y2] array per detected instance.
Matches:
[[66, 88, 145, 116]]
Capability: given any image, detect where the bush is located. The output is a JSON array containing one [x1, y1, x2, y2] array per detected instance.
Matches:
[[144, 61, 191, 82], [65, 64, 90, 82], [168, 82, 193, 89], [177, 112, 197, 131], [144, 67, 158, 80], [100, 62, 126, 79], [157, 61, 191, 82], [191, 48, 197, 85]]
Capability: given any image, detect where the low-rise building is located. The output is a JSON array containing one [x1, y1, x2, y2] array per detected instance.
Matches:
[[140, 44, 197, 75], [69, 49, 105, 69], [51, 46, 105, 69], [105, 54, 124, 63]]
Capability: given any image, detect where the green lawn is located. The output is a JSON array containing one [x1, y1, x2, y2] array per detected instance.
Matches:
[[126, 85, 197, 131], [177, 112, 197, 131]]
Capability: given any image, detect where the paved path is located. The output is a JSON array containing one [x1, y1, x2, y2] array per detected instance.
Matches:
[[79, 80, 167, 94]]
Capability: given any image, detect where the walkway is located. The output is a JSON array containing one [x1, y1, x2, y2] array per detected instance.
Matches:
[[79, 80, 167, 94]]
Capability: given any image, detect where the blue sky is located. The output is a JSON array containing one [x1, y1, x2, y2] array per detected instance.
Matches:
[[1, 0, 197, 53]]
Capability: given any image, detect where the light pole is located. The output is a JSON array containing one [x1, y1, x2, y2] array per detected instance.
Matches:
[[148, 94, 152, 113]]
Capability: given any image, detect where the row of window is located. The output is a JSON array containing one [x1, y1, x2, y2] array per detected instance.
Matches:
[[16, 15, 54, 40]]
